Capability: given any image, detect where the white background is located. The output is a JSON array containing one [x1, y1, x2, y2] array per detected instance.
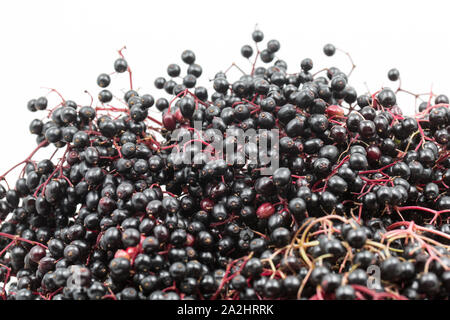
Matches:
[[0, 0, 449, 183]]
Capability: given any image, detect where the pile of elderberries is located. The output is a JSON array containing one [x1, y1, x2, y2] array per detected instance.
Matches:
[[0, 28, 449, 300]]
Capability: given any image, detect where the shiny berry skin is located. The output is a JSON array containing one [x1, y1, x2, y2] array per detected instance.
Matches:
[[98, 89, 113, 103], [256, 203, 275, 219], [167, 64, 181, 77], [97, 73, 111, 87], [35, 97, 48, 110], [114, 58, 128, 73], [252, 30, 264, 42], [387, 68, 400, 81], [335, 285, 356, 300], [377, 88, 397, 107], [241, 45, 253, 58], [181, 50, 196, 64], [323, 43, 336, 56], [346, 228, 367, 249]]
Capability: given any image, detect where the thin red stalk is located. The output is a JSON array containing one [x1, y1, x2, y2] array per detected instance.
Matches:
[[0, 140, 48, 181]]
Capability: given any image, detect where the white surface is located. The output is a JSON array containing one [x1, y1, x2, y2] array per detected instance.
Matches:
[[0, 0, 449, 183]]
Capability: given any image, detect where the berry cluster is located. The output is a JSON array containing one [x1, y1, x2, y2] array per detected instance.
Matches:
[[0, 29, 449, 300]]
